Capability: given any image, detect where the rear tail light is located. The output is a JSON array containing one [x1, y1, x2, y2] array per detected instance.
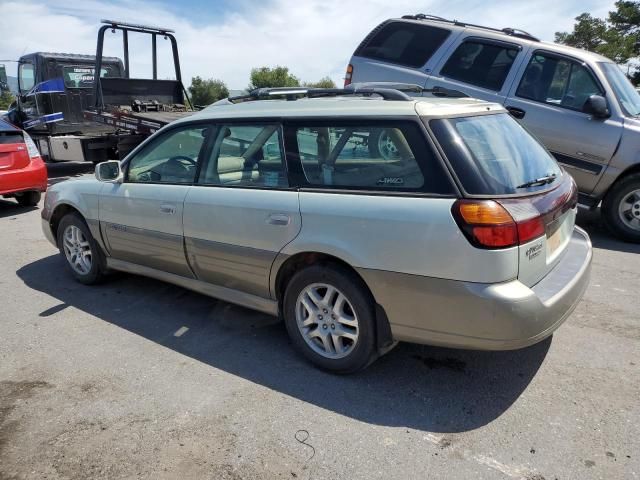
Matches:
[[453, 200, 545, 249], [344, 64, 353, 87], [22, 132, 42, 160]]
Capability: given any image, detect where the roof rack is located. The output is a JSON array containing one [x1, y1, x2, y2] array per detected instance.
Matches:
[[401, 14, 540, 42], [227, 83, 469, 104]]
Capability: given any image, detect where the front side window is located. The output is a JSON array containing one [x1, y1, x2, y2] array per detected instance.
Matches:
[[127, 125, 208, 184], [292, 123, 452, 193], [199, 124, 287, 188], [355, 22, 450, 68], [19, 63, 35, 93], [440, 40, 519, 91], [431, 113, 562, 195], [516, 53, 603, 111]]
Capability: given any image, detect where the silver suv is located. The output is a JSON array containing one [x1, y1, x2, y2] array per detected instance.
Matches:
[[346, 14, 640, 242], [41, 87, 592, 373]]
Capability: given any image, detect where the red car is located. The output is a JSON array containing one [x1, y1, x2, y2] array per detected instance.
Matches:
[[0, 117, 47, 206]]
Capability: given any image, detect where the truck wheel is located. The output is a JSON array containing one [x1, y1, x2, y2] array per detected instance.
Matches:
[[602, 173, 640, 243], [57, 213, 106, 285], [368, 128, 399, 160], [283, 264, 378, 373], [16, 191, 41, 207]]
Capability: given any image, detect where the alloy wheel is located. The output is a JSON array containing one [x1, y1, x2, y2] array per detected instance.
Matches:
[[62, 225, 93, 275], [295, 283, 359, 359], [617, 188, 640, 231]]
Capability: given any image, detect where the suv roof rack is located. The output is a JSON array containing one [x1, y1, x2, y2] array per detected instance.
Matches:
[[227, 83, 469, 104], [401, 14, 540, 42]]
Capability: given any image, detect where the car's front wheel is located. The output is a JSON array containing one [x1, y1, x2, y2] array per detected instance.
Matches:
[[283, 264, 377, 373], [57, 212, 105, 285], [602, 173, 640, 243]]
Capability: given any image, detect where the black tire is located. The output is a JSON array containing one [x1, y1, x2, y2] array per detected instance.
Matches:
[[283, 264, 377, 373], [56, 212, 105, 285], [16, 191, 41, 207], [602, 173, 640, 243]]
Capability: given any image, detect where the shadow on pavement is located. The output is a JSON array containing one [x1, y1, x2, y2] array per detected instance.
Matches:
[[17, 254, 551, 433], [576, 208, 640, 255], [0, 198, 38, 218], [46, 161, 94, 187]]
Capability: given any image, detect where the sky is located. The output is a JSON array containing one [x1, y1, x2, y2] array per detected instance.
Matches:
[[0, 0, 616, 89]]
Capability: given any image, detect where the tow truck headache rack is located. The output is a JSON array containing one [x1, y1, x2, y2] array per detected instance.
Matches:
[[228, 82, 469, 103], [85, 19, 194, 138]]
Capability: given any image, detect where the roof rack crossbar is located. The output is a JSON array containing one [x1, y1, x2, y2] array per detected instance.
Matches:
[[227, 83, 469, 104], [402, 14, 540, 42]]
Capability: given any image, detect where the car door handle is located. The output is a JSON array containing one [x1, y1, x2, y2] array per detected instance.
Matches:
[[160, 204, 176, 215], [267, 213, 290, 226], [506, 106, 526, 119]]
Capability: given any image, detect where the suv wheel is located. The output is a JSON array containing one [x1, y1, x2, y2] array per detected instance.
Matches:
[[283, 264, 377, 373], [602, 173, 640, 243], [16, 191, 41, 207], [57, 213, 105, 284]]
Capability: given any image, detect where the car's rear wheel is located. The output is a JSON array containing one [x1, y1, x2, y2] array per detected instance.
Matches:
[[57, 213, 105, 285], [602, 173, 640, 243], [368, 128, 400, 160], [16, 191, 41, 207], [283, 264, 377, 373]]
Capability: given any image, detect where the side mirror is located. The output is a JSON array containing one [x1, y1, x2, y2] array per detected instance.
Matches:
[[583, 94, 610, 119], [95, 160, 123, 183]]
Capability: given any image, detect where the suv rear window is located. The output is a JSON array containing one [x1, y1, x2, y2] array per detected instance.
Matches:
[[440, 40, 520, 91], [430, 113, 562, 195], [290, 122, 452, 194], [355, 22, 450, 68]]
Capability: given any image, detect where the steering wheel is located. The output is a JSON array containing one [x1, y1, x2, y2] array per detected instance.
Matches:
[[167, 155, 197, 167]]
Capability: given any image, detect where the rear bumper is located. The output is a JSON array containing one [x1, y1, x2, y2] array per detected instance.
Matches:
[[0, 157, 48, 196], [359, 227, 592, 350]]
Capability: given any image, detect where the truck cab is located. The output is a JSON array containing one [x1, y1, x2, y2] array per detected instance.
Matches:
[[11, 53, 124, 162]]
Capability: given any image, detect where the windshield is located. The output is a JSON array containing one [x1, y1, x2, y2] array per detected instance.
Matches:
[[430, 113, 562, 195], [600, 62, 640, 117]]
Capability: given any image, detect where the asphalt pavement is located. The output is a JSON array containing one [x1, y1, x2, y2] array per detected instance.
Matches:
[[0, 162, 638, 479]]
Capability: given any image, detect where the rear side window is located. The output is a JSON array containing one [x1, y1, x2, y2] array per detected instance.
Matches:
[[355, 22, 450, 68], [516, 53, 603, 111], [430, 113, 562, 195], [200, 124, 287, 188], [291, 122, 452, 194], [440, 40, 520, 91]]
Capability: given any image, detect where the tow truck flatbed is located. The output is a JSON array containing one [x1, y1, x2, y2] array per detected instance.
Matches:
[[84, 108, 194, 135]]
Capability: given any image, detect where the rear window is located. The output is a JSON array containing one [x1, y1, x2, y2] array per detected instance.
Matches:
[[440, 40, 520, 91], [291, 122, 453, 194], [0, 132, 23, 144], [355, 22, 450, 68], [62, 65, 116, 89], [430, 113, 562, 195]]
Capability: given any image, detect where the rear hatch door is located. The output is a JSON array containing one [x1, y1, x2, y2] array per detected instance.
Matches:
[[429, 111, 577, 287], [0, 119, 29, 171]]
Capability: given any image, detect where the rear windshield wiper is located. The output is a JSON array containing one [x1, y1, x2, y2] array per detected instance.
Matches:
[[516, 174, 557, 189]]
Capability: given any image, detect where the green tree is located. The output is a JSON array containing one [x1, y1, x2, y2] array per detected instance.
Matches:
[[303, 77, 337, 88], [555, 1, 640, 66], [248, 66, 300, 90], [188, 76, 229, 107], [0, 90, 15, 110]]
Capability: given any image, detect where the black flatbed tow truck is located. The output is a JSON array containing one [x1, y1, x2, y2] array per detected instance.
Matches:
[[7, 20, 194, 162]]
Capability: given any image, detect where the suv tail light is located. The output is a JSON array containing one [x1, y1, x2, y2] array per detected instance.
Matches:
[[453, 200, 545, 249], [344, 64, 353, 87]]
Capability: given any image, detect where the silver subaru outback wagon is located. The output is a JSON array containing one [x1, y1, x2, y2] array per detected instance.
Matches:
[[41, 86, 592, 373]]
